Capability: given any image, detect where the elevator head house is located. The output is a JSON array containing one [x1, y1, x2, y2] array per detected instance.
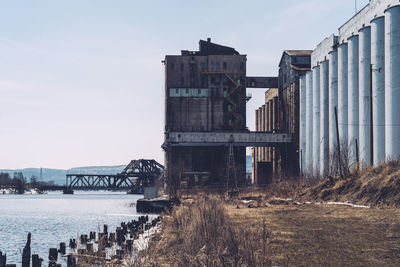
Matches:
[[278, 50, 312, 177], [163, 39, 247, 186]]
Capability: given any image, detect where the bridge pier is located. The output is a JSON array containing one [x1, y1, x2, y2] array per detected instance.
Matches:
[[63, 188, 74, 194]]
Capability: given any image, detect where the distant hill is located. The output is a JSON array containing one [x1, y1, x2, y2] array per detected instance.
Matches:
[[0, 165, 125, 185]]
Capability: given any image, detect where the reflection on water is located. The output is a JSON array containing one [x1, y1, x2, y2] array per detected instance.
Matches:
[[0, 191, 145, 266]]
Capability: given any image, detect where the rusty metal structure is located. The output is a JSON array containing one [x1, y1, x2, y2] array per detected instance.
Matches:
[[65, 159, 164, 190]]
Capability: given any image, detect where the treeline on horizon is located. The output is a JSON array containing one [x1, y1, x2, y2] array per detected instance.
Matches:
[[0, 172, 55, 188]]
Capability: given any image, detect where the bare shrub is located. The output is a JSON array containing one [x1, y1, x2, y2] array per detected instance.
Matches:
[[328, 140, 351, 179]]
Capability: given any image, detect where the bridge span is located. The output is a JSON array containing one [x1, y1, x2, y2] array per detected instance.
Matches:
[[64, 159, 164, 193]]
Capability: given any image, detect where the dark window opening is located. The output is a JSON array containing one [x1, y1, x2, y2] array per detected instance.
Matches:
[[180, 63, 184, 71], [223, 62, 227, 70], [170, 63, 174, 69], [201, 77, 207, 87]]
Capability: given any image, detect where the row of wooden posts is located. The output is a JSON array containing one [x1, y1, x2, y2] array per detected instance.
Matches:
[[0, 215, 161, 267]]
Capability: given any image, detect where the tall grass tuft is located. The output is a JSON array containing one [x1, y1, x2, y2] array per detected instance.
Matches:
[[142, 196, 270, 266]]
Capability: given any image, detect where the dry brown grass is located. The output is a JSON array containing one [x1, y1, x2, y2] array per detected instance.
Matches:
[[303, 160, 400, 207], [140, 196, 400, 266], [137, 196, 270, 266], [227, 202, 400, 266]]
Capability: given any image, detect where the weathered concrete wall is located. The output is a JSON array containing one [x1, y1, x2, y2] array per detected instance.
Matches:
[[165, 54, 247, 132], [338, 0, 398, 43], [311, 35, 338, 68]]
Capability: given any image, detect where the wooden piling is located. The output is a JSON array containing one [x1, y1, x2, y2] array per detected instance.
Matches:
[[58, 243, 66, 255], [0, 250, 6, 267], [80, 234, 88, 244], [69, 239, 76, 249], [86, 243, 93, 254], [32, 254, 42, 267], [109, 232, 115, 242], [103, 224, 108, 235], [22, 233, 31, 267], [89, 232, 96, 240], [67, 255, 76, 267], [48, 248, 58, 262]]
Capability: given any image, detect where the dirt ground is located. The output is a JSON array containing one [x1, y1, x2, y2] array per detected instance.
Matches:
[[227, 201, 400, 266], [144, 172, 400, 267]]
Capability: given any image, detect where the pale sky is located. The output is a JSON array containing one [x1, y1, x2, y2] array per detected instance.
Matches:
[[0, 0, 369, 169]]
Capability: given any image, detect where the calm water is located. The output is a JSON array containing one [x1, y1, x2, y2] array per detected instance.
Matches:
[[0, 191, 148, 266]]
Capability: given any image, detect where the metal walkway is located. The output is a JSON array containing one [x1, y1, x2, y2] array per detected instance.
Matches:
[[164, 131, 292, 147], [65, 159, 164, 190]]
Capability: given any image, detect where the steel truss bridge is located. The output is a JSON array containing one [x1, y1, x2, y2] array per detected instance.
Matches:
[[65, 159, 164, 190]]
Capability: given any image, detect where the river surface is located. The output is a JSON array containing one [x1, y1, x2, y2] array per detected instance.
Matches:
[[0, 191, 148, 266]]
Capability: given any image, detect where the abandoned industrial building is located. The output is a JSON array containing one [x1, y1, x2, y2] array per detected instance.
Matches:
[[301, 0, 400, 175], [253, 50, 312, 183], [162, 39, 291, 186]]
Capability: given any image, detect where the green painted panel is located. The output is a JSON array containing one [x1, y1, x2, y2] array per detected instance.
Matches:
[[169, 88, 208, 97]]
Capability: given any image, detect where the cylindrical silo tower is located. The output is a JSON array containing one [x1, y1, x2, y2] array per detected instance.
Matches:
[[371, 16, 385, 165], [384, 5, 400, 161], [320, 60, 329, 176], [358, 26, 372, 166], [338, 43, 349, 148], [305, 71, 313, 173], [312, 65, 321, 175], [348, 35, 360, 168], [299, 75, 307, 175], [328, 49, 339, 166]]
